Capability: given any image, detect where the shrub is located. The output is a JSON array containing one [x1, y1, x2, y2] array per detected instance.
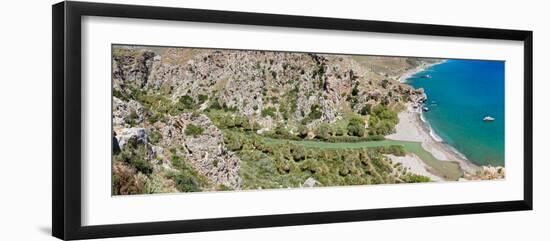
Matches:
[[335, 126, 346, 136], [261, 107, 277, 118], [209, 99, 223, 110], [148, 130, 162, 144], [233, 116, 248, 128], [217, 184, 233, 191], [252, 122, 262, 132], [316, 124, 332, 140], [380, 79, 390, 89], [291, 145, 306, 161], [368, 105, 398, 135], [171, 172, 201, 192], [185, 124, 204, 136], [113, 89, 127, 101], [274, 124, 291, 138], [374, 145, 406, 156], [128, 156, 153, 175], [198, 94, 208, 104], [113, 137, 153, 175], [176, 95, 196, 110], [148, 112, 165, 124], [224, 131, 244, 151], [360, 104, 371, 115], [170, 154, 183, 169], [403, 174, 431, 183], [125, 110, 139, 126], [351, 83, 359, 96], [308, 104, 322, 120], [297, 124, 308, 138], [167, 155, 208, 192], [112, 162, 147, 195], [347, 116, 365, 137]]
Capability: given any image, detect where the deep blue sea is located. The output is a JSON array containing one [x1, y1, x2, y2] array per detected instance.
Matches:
[[407, 59, 505, 166]]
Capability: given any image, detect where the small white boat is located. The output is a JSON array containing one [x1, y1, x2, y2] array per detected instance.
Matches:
[[422, 107, 429, 112], [483, 116, 495, 122]]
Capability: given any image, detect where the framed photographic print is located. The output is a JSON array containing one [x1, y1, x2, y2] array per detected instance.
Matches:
[[52, 1, 533, 240]]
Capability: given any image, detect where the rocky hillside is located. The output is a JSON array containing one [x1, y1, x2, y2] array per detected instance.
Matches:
[[111, 45, 437, 194], [113, 47, 432, 125]]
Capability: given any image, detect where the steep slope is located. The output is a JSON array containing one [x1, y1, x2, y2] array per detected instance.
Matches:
[[111, 45, 436, 194]]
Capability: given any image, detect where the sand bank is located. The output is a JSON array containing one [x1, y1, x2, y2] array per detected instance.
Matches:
[[385, 154, 444, 182], [386, 104, 480, 180]]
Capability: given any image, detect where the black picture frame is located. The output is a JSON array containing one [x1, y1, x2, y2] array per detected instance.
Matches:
[[52, 1, 533, 240]]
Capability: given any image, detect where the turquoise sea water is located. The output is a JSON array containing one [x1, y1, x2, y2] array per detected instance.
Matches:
[[407, 59, 505, 166]]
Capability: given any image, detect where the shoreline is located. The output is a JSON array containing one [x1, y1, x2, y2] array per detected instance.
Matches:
[[386, 104, 480, 177], [398, 59, 447, 83], [388, 60, 485, 180]]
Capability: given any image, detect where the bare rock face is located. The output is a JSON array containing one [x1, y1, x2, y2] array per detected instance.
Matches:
[[117, 128, 147, 149], [302, 177, 320, 188], [113, 47, 433, 130], [175, 113, 242, 189], [112, 48, 156, 91], [112, 97, 146, 127]]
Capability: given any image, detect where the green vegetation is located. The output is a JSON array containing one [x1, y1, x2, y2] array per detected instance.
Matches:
[[402, 174, 431, 183], [308, 114, 383, 142], [262, 138, 462, 180], [113, 142, 213, 194], [148, 130, 162, 144], [113, 136, 153, 175], [351, 83, 360, 96], [206, 109, 261, 132], [261, 107, 277, 118], [360, 104, 371, 115], [198, 94, 208, 104], [113, 89, 126, 101], [347, 116, 365, 137], [185, 124, 204, 136], [125, 110, 139, 126], [368, 105, 399, 135], [176, 95, 196, 111], [307, 104, 323, 120], [278, 86, 299, 120], [227, 130, 430, 189], [168, 153, 211, 192]]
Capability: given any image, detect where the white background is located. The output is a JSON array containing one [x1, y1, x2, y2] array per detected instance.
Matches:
[[0, 0, 547, 240]]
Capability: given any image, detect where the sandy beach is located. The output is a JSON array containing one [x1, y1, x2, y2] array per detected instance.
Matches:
[[386, 103, 480, 180], [386, 154, 444, 181]]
